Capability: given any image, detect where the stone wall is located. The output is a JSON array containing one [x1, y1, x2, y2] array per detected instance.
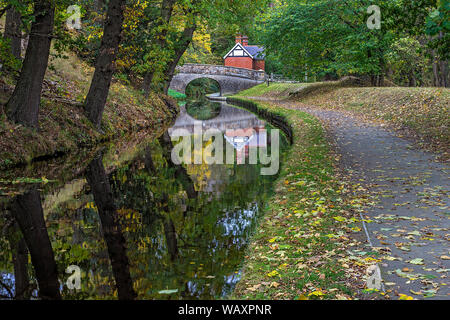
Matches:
[[170, 64, 266, 95], [176, 64, 266, 81]]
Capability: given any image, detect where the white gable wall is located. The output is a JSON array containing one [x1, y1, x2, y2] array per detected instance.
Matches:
[[223, 43, 254, 60]]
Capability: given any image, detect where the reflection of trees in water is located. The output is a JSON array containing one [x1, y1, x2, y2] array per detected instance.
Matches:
[[9, 188, 61, 300], [185, 78, 220, 99], [0, 128, 278, 300], [104, 136, 275, 299], [0, 154, 139, 300], [8, 226, 30, 300], [186, 99, 222, 121], [1, 218, 33, 300], [85, 153, 137, 300], [159, 132, 198, 201]]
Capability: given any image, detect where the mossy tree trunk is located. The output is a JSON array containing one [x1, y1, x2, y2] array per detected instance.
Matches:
[[84, 0, 126, 130], [6, 0, 55, 129], [162, 25, 196, 95]]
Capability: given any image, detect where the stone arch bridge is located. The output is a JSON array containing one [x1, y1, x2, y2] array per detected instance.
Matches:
[[169, 64, 266, 96]]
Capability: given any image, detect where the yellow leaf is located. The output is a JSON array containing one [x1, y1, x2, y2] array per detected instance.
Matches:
[[268, 237, 277, 243], [267, 270, 280, 278], [308, 290, 325, 297]]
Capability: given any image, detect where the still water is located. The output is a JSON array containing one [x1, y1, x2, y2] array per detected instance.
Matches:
[[0, 100, 287, 300]]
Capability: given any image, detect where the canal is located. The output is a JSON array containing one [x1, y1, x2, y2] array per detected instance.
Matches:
[[0, 99, 288, 300]]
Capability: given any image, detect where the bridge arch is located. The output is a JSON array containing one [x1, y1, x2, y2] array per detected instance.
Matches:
[[185, 77, 222, 97], [169, 64, 266, 96]]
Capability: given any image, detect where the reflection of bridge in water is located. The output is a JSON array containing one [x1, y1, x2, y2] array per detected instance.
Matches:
[[168, 103, 266, 135], [168, 102, 269, 195]]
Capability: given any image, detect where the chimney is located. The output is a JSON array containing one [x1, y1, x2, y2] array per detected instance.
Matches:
[[236, 35, 243, 44], [242, 35, 249, 46]]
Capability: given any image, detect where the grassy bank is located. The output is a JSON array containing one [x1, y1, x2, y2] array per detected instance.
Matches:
[[230, 97, 372, 300], [301, 87, 449, 157], [0, 52, 177, 170], [168, 89, 187, 101], [237, 82, 450, 158], [234, 82, 308, 99]]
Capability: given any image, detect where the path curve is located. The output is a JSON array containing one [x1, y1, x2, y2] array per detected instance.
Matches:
[[258, 99, 450, 300]]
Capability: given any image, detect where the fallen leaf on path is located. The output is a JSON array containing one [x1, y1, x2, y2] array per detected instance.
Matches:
[[409, 258, 425, 265]]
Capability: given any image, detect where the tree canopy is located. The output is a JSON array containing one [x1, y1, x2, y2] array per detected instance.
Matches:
[[253, 0, 448, 86]]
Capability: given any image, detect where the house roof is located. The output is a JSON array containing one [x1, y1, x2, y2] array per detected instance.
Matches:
[[223, 43, 265, 60], [244, 46, 265, 60]]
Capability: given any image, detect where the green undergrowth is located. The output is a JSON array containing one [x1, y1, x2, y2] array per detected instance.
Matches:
[[168, 89, 187, 101], [230, 97, 368, 300]]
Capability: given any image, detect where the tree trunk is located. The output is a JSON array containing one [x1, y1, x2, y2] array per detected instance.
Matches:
[[11, 189, 61, 300], [0, 4, 11, 19], [7, 223, 31, 300], [433, 59, 440, 87], [5, 0, 55, 129], [84, 0, 126, 130], [85, 154, 137, 300], [95, 0, 105, 12], [143, 146, 155, 172], [12, 237, 30, 299], [160, 0, 176, 23], [142, 71, 154, 98], [438, 31, 448, 88], [439, 60, 448, 88], [408, 73, 417, 87], [4, 6, 22, 59], [162, 25, 196, 95], [163, 218, 179, 261], [159, 132, 198, 200], [142, 0, 176, 97]]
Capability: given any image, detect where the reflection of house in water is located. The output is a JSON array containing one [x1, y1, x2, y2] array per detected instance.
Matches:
[[224, 126, 267, 165], [168, 102, 267, 194]]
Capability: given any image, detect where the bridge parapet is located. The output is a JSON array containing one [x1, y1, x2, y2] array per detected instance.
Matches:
[[176, 64, 266, 81]]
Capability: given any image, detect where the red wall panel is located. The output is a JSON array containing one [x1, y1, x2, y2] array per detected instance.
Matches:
[[224, 57, 254, 70], [253, 60, 265, 71]]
